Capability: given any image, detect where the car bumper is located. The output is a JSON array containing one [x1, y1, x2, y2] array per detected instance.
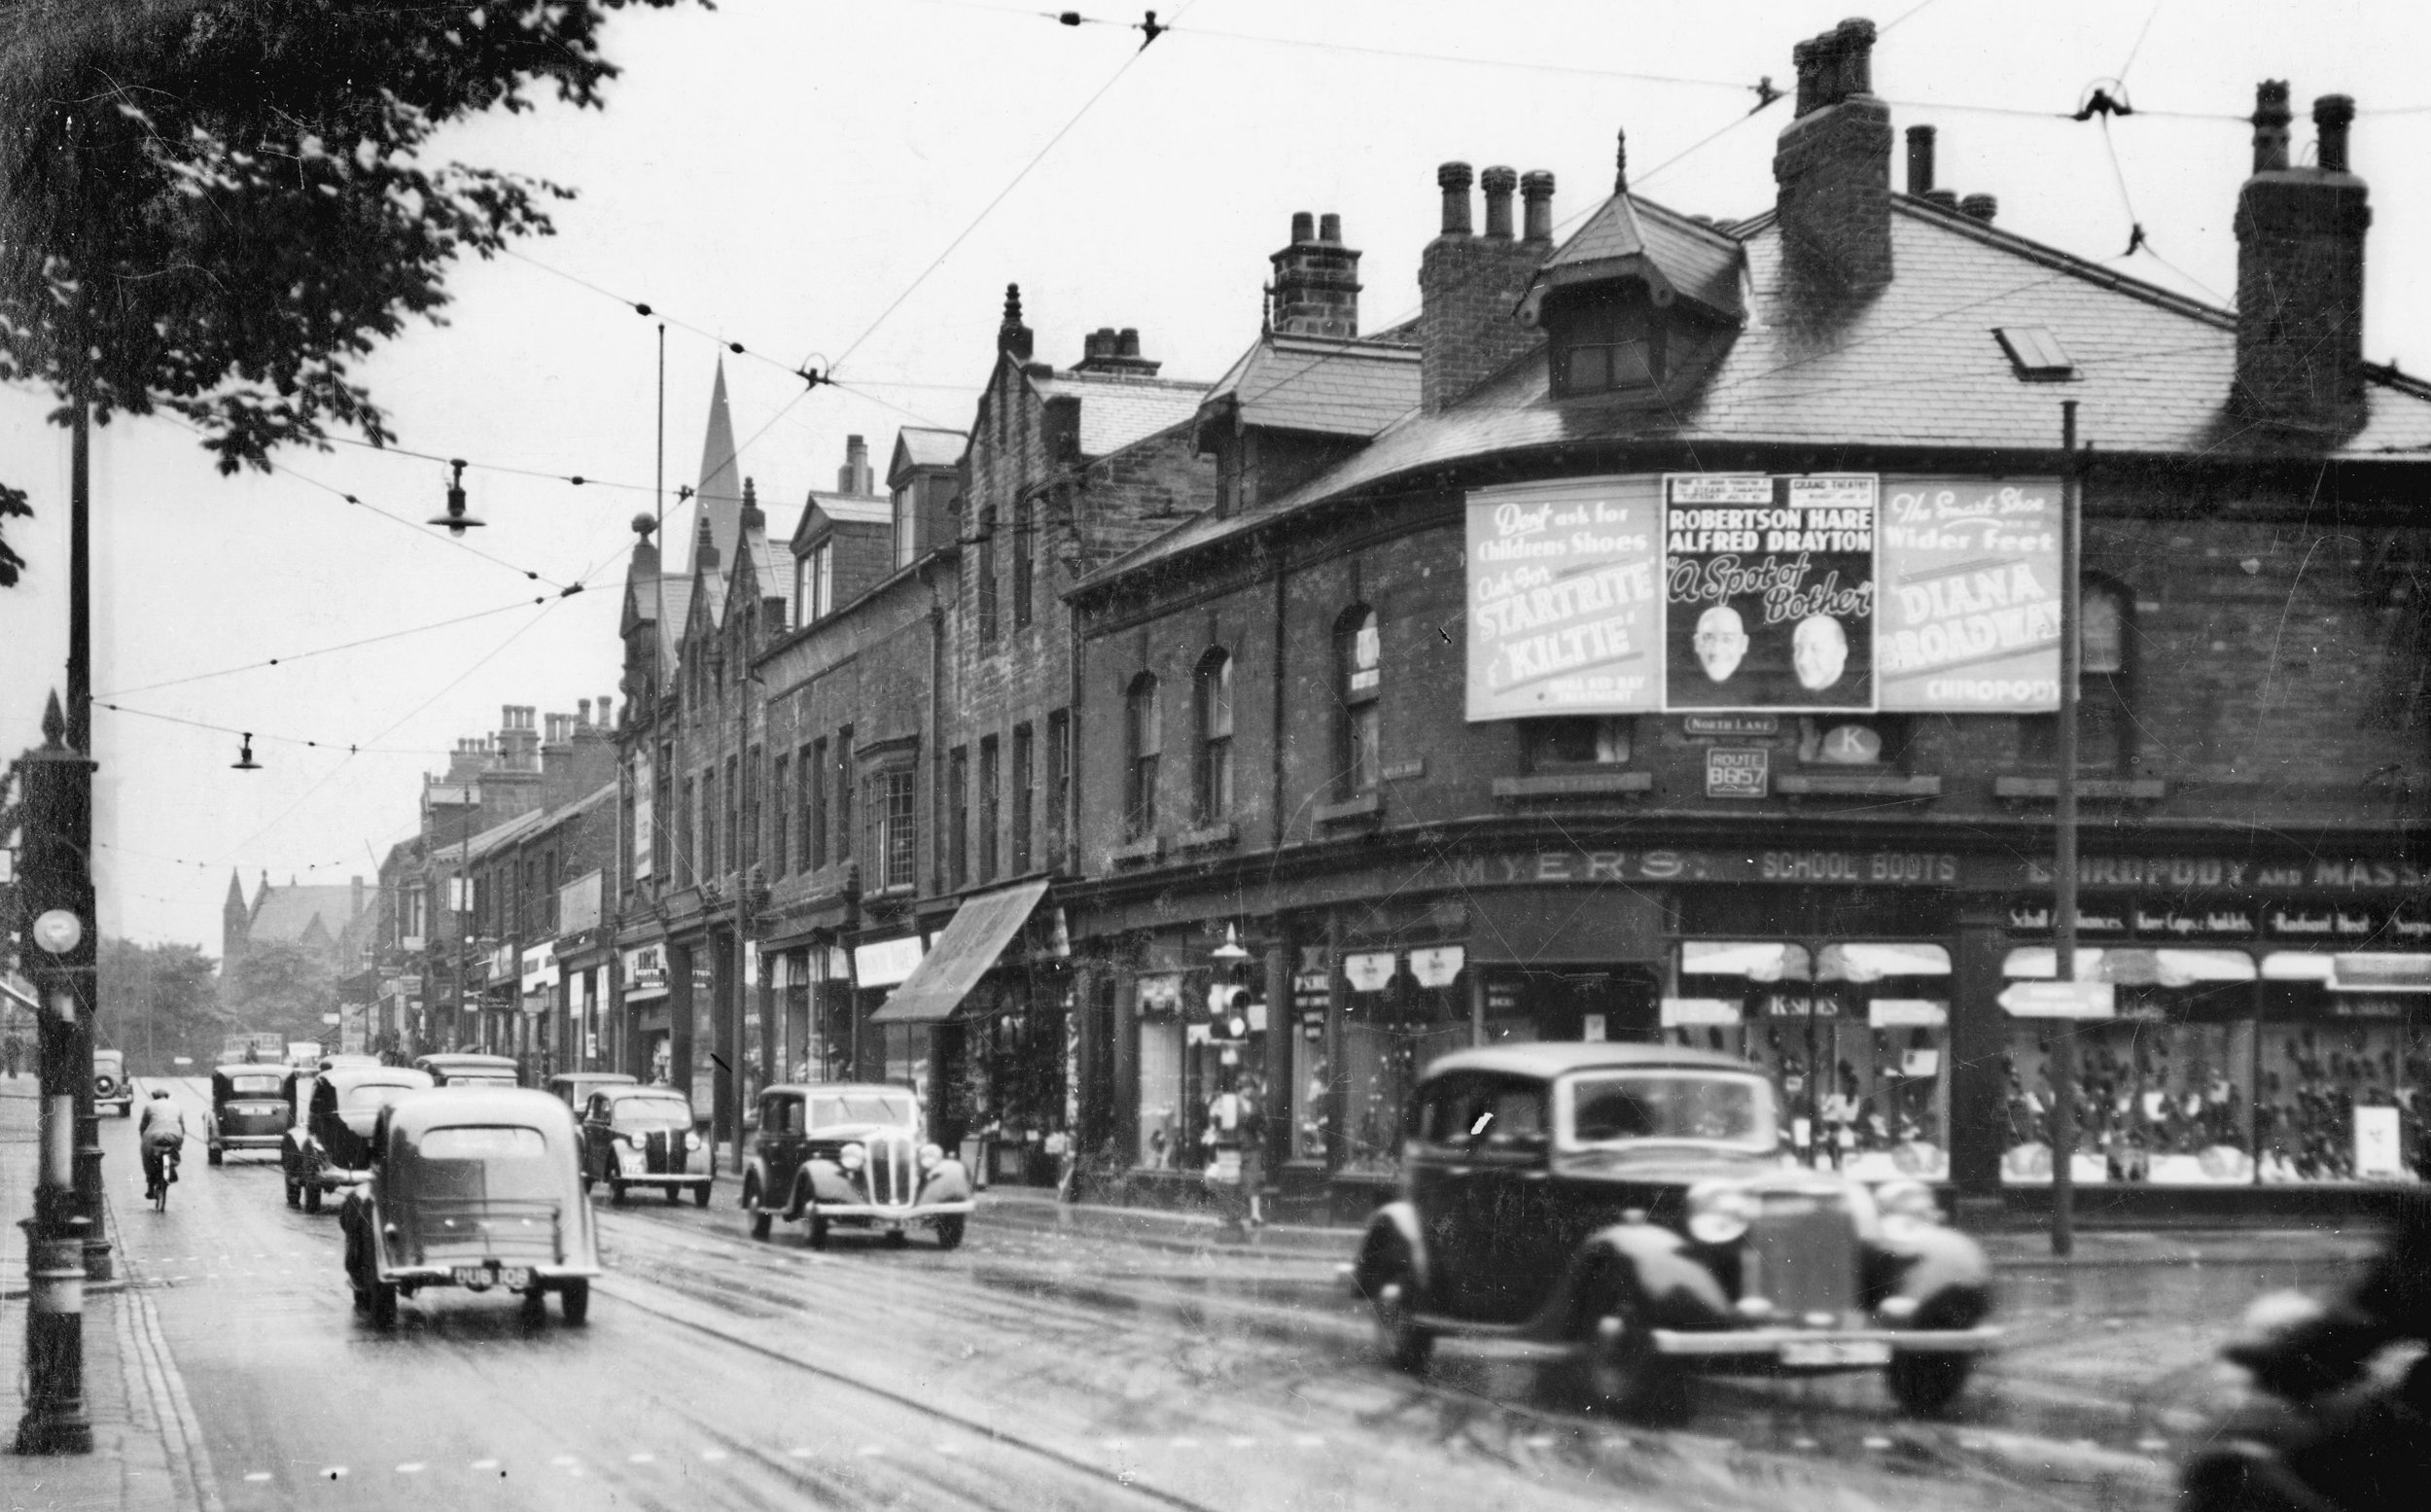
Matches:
[[214, 1134, 285, 1149], [1650, 1325, 2002, 1360], [378, 1262, 603, 1286], [811, 1200, 975, 1222], [615, 1172, 712, 1186]]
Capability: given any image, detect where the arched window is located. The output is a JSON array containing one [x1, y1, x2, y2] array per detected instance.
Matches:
[[1125, 673, 1162, 837], [1194, 650, 1234, 824], [2021, 578, 2133, 770], [1337, 607, 1382, 795]]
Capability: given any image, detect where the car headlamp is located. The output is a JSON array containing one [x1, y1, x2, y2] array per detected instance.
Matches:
[[1686, 1180, 1758, 1245], [918, 1143, 942, 1170], [839, 1143, 866, 1172], [1873, 1178, 1940, 1225]]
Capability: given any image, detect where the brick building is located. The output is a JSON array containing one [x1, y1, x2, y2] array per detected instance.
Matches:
[[1064, 19, 2431, 1220]]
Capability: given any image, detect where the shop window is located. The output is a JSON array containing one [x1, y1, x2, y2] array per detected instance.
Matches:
[[1336, 607, 1382, 795], [1339, 954, 1470, 1177], [1194, 649, 1234, 824], [1526, 716, 1633, 770], [1124, 674, 1161, 837], [1797, 716, 1903, 766], [2019, 580, 2132, 770], [1550, 284, 1663, 398], [1136, 973, 1186, 1167], [1672, 940, 1952, 1177]]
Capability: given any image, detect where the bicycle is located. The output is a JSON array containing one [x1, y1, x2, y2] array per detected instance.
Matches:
[[147, 1141, 181, 1213]]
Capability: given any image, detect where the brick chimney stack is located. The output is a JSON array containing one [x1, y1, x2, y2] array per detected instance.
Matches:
[[1905, 124, 1935, 195], [1774, 17, 1894, 301], [1420, 160, 1554, 412], [1268, 211, 1364, 338], [2234, 84, 2371, 435], [1074, 327, 1163, 376], [837, 436, 873, 494]]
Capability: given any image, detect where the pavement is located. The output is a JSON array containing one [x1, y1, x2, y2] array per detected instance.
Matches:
[[0, 1072, 2390, 1512]]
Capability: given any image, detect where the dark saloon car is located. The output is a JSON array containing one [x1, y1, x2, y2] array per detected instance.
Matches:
[[93, 1049, 132, 1117], [283, 1064, 435, 1212], [580, 1086, 711, 1205], [546, 1071, 636, 1111], [413, 1053, 522, 1089], [340, 1088, 601, 1328], [206, 1064, 292, 1164], [1349, 1044, 1999, 1417], [739, 1084, 974, 1249]]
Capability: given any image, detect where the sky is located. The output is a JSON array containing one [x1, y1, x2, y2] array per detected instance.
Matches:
[[3, 0, 2427, 953]]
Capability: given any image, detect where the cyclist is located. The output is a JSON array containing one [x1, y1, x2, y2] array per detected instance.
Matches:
[[139, 1087, 187, 1203]]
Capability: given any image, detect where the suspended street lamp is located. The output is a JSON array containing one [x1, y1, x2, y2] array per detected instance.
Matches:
[[231, 733, 260, 770], [427, 458, 484, 535]]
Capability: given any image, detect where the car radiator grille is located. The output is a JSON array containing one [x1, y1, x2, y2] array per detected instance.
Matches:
[[865, 1136, 914, 1206], [645, 1130, 686, 1174], [1743, 1191, 1859, 1323]]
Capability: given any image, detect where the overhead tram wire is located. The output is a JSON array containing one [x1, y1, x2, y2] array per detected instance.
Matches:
[[93, 595, 569, 700]]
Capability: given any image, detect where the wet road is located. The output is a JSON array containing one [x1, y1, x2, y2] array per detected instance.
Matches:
[[109, 1078, 2365, 1510]]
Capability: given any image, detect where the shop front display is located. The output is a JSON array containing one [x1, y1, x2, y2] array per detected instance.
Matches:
[[1335, 948, 1469, 1178], [1669, 940, 1951, 1179], [1998, 940, 2431, 1186]]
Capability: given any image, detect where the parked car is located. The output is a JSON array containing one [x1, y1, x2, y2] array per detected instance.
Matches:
[[580, 1085, 711, 1206], [206, 1064, 292, 1164], [546, 1071, 636, 1111], [283, 1064, 435, 1212], [339, 1087, 601, 1328], [1348, 1043, 2000, 1418], [738, 1083, 975, 1249], [92, 1049, 132, 1117], [413, 1053, 521, 1089]]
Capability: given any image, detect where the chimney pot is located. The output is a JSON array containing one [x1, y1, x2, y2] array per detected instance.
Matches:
[[1290, 210, 1315, 243], [2315, 93, 2355, 172], [1318, 212, 1341, 243], [1118, 327, 1141, 357], [1436, 161, 1474, 236], [2251, 81, 2293, 173], [1923, 187, 1959, 211], [1905, 124, 1936, 195], [1481, 165, 1518, 239], [1959, 193, 1998, 225], [579, 698, 592, 724], [1521, 169, 1555, 241]]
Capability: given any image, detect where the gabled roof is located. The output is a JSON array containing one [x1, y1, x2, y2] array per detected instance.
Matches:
[[1201, 334, 1420, 440], [1028, 370, 1209, 457], [1079, 196, 2431, 593], [792, 489, 890, 551], [525, 781, 616, 838], [459, 806, 548, 864], [894, 427, 967, 472], [1516, 191, 1745, 327]]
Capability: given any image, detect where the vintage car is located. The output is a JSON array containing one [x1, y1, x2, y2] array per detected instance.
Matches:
[[339, 1087, 602, 1328], [580, 1085, 712, 1205], [739, 1083, 974, 1249], [1349, 1043, 1999, 1418], [283, 1063, 435, 1212], [546, 1071, 636, 1111], [413, 1052, 522, 1089], [93, 1049, 132, 1117], [205, 1063, 292, 1164]]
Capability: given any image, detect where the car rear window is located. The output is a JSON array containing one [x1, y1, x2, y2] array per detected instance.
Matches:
[[339, 1080, 425, 1114], [225, 1076, 282, 1097], [405, 1125, 558, 1202], [612, 1096, 694, 1130], [808, 1094, 916, 1129], [1566, 1072, 1773, 1151]]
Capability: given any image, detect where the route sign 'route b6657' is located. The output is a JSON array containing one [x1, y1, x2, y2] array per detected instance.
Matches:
[[1707, 747, 1769, 798]]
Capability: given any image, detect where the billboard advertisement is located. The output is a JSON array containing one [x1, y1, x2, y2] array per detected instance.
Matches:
[[1875, 476, 2062, 712], [630, 748, 653, 881], [1465, 473, 2061, 718]]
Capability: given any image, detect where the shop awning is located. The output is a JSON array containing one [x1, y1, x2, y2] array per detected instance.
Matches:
[[869, 879, 1051, 1025]]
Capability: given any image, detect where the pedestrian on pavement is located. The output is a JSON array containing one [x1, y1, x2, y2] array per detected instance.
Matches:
[[1205, 1074, 1250, 1237], [138, 1087, 187, 1201], [3, 1031, 22, 1078], [1237, 1072, 1267, 1228]]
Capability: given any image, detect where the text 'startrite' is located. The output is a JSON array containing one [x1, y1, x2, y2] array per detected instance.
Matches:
[[1464, 477, 1662, 721], [1876, 477, 2063, 712]]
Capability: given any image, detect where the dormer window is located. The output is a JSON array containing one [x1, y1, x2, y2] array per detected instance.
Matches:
[[1550, 285, 1663, 397]]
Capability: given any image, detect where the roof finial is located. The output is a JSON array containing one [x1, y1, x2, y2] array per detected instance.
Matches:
[[41, 689, 65, 748], [1614, 127, 1629, 194]]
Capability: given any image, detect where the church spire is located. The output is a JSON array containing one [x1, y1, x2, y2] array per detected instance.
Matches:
[[689, 359, 744, 582]]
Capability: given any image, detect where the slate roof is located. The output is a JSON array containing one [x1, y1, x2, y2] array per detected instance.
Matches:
[[1516, 191, 1745, 327], [1080, 196, 2431, 590], [897, 427, 968, 470], [1029, 371, 1210, 457], [796, 490, 890, 541], [247, 884, 361, 947], [1202, 335, 1421, 439], [460, 807, 548, 864]]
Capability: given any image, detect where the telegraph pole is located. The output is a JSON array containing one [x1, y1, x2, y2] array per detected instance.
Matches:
[[14, 693, 96, 1455], [2051, 402, 2084, 1258]]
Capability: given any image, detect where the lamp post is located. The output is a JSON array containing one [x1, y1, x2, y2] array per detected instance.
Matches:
[[14, 694, 95, 1455]]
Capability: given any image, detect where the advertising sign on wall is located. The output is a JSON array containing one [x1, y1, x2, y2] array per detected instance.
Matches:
[[1465, 473, 2062, 718], [630, 748, 653, 882]]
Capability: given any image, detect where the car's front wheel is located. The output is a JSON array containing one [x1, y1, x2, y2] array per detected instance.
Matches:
[[935, 1215, 966, 1250], [1575, 1281, 1686, 1421], [805, 1207, 828, 1250], [1885, 1353, 1972, 1417], [369, 1281, 398, 1330], [608, 1161, 627, 1205], [742, 1176, 771, 1239], [1370, 1272, 1432, 1375], [693, 1181, 710, 1209]]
